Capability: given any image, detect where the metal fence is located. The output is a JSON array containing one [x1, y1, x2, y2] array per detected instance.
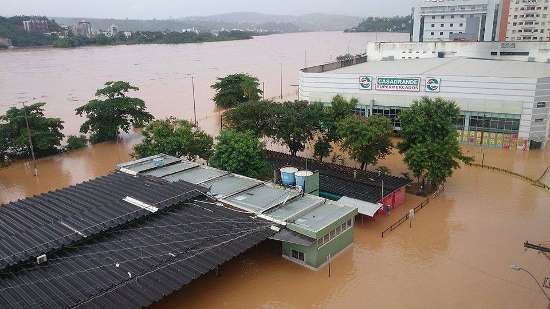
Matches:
[[381, 184, 445, 238]]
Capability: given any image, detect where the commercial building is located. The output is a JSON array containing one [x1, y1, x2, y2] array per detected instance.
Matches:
[[22, 19, 49, 33], [75, 20, 92, 38], [300, 57, 550, 149], [498, 0, 550, 41], [366, 41, 550, 62], [412, 0, 498, 42]]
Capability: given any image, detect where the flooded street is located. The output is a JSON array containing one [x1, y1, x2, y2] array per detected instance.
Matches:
[[150, 147, 550, 309], [1, 31, 549, 308]]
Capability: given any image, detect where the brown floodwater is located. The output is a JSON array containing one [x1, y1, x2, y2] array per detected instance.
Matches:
[[1, 31, 549, 308]]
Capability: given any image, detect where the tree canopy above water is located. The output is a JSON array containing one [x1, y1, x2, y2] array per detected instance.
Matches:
[[211, 73, 263, 108], [398, 97, 473, 188], [76, 81, 154, 144]]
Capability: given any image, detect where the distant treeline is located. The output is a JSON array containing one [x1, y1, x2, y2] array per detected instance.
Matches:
[[0, 16, 61, 47], [345, 16, 412, 33], [53, 30, 257, 48], [0, 15, 265, 48]]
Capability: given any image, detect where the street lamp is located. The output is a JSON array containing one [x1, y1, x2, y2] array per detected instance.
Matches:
[[510, 264, 550, 308]]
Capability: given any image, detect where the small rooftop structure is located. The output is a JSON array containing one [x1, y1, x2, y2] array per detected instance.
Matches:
[[119, 155, 359, 269]]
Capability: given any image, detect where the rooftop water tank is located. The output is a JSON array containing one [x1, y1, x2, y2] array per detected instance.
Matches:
[[280, 167, 298, 186], [295, 170, 314, 190]]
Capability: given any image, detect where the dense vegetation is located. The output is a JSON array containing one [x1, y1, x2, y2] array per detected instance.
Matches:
[[76, 81, 154, 143], [0, 103, 64, 165], [345, 16, 412, 33], [53, 30, 256, 48], [133, 118, 213, 160], [398, 97, 472, 189], [209, 129, 270, 178], [0, 16, 60, 47], [211, 73, 263, 108], [1, 15, 258, 48]]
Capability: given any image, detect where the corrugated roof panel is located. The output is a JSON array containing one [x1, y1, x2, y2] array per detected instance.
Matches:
[[0, 172, 206, 270], [0, 198, 275, 308]]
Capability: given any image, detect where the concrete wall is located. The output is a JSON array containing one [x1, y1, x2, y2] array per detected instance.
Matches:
[[366, 41, 550, 62]]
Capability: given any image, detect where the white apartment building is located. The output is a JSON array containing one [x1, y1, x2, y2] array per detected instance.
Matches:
[[501, 0, 550, 41], [413, 0, 498, 42]]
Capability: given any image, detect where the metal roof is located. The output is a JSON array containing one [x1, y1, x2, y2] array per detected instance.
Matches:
[[0, 198, 275, 308], [0, 172, 204, 270], [270, 229, 315, 247], [266, 150, 410, 203], [336, 196, 382, 217], [119, 156, 358, 236], [289, 202, 356, 233], [328, 57, 550, 79]]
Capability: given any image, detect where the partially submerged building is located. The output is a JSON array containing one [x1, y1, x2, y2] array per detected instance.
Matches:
[[118, 155, 359, 270], [300, 56, 550, 150]]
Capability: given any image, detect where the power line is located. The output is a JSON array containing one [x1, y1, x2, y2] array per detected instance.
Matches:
[[0, 225, 270, 293]]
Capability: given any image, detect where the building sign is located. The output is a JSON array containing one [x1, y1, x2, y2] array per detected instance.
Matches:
[[375, 77, 421, 92], [425, 78, 441, 92], [359, 76, 373, 90]]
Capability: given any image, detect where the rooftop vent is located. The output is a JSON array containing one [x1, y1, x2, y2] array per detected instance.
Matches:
[[36, 254, 47, 264]]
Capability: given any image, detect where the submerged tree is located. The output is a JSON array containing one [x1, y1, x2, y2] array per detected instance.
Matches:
[[222, 100, 277, 137], [211, 73, 263, 108], [0, 103, 64, 159], [209, 129, 270, 178], [337, 114, 393, 170], [314, 95, 358, 161], [133, 118, 213, 160], [398, 97, 473, 188], [272, 101, 321, 156], [76, 81, 153, 143]]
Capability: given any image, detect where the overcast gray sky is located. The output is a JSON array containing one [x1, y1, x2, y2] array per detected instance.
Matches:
[[1, 0, 412, 19]]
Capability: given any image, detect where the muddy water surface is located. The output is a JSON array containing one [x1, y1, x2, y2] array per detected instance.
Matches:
[[0, 31, 549, 309]]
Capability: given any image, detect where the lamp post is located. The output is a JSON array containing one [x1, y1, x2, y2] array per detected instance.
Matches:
[[510, 264, 550, 308], [185, 74, 197, 126]]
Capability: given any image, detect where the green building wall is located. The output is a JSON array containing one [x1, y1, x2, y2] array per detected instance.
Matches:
[[282, 215, 355, 269]]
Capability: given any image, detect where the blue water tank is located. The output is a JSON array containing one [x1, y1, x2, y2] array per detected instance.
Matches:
[[280, 167, 298, 186], [295, 170, 313, 189]]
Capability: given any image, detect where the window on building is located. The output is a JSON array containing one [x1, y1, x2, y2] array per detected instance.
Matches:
[[291, 250, 305, 261], [460, 14, 464, 18], [431, 24, 435, 27], [441, 15, 445, 19], [347, 219, 352, 228], [450, 23, 454, 27], [318, 238, 324, 246], [490, 51, 498, 55], [440, 23, 444, 27], [440, 31, 444, 35], [323, 234, 329, 243], [535, 118, 544, 123], [431, 31, 435, 35], [432, 16, 436, 19], [537, 102, 547, 108], [341, 222, 347, 231]]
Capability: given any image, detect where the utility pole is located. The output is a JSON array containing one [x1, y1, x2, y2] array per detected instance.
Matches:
[[22, 103, 38, 177], [280, 63, 283, 100], [524, 241, 550, 253], [191, 76, 197, 126]]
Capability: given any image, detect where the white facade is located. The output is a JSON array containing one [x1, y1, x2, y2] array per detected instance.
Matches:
[[505, 0, 550, 41], [413, 0, 498, 42], [366, 41, 550, 62], [300, 57, 550, 148]]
